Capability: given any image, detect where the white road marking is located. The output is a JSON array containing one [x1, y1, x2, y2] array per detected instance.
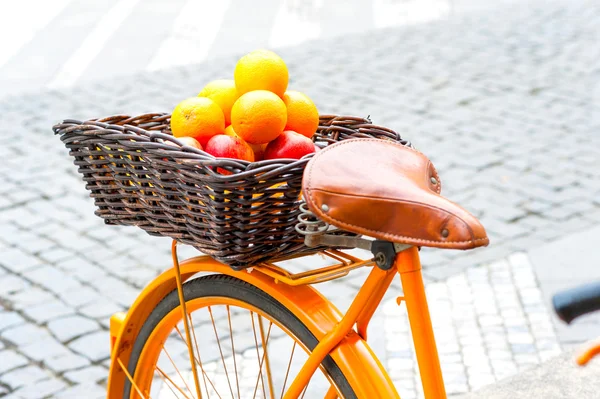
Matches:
[[373, 0, 450, 29], [0, 0, 71, 68], [46, 0, 142, 89], [146, 0, 231, 72], [269, 0, 323, 48]]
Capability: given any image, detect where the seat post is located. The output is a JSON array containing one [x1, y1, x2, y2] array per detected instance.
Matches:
[[395, 247, 447, 399]]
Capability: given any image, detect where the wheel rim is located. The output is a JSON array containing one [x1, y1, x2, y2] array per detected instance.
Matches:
[[129, 295, 342, 399]]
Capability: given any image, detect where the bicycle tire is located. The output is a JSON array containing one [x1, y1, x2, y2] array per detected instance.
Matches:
[[123, 274, 358, 399]]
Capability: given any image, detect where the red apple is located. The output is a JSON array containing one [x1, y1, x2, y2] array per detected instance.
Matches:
[[264, 130, 316, 160], [205, 134, 254, 162]]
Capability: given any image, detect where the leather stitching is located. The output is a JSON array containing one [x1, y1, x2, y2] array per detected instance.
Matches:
[[307, 189, 488, 245]]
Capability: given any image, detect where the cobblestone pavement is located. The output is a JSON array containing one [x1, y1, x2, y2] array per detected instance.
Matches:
[[1, 0, 600, 397], [385, 253, 560, 398]]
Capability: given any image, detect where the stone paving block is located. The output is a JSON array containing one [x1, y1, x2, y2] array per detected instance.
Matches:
[[55, 285, 102, 308], [64, 365, 107, 384], [25, 265, 81, 294], [20, 337, 72, 362], [11, 377, 68, 399], [0, 275, 30, 297], [2, 323, 53, 346], [38, 247, 76, 264], [4, 286, 56, 310], [0, 350, 29, 374], [18, 238, 57, 256], [22, 300, 74, 324], [53, 383, 106, 399], [43, 352, 90, 374], [90, 276, 139, 307], [0, 365, 50, 389], [68, 331, 110, 362], [65, 262, 108, 283], [0, 248, 42, 273], [47, 315, 100, 343], [54, 256, 100, 273], [78, 299, 124, 320]]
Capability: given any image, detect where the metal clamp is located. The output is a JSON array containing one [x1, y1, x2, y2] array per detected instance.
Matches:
[[304, 233, 411, 270]]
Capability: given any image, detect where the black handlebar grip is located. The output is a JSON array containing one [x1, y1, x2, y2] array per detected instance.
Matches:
[[552, 281, 600, 324]]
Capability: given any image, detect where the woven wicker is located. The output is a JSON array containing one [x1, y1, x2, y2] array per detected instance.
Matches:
[[53, 113, 410, 269]]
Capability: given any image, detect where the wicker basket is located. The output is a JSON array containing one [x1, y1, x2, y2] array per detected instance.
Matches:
[[53, 113, 410, 269]]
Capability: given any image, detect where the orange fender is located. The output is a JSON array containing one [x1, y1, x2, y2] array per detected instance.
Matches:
[[106, 255, 398, 399]]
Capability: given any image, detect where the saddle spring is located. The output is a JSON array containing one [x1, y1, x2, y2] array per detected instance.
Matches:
[[295, 202, 330, 237]]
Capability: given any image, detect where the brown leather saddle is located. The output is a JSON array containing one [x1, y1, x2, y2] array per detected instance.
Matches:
[[302, 139, 489, 250]]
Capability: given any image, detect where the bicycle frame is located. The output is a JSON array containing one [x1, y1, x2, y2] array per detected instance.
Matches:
[[282, 247, 446, 399], [106, 245, 446, 399]]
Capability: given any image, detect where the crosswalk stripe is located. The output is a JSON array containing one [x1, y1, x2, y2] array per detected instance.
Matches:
[[146, 0, 231, 72], [0, 0, 124, 95], [0, 0, 71, 69], [372, 0, 450, 29], [77, 0, 189, 84], [47, 0, 142, 89], [208, 0, 281, 59], [319, 0, 374, 39], [269, 1, 322, 48]]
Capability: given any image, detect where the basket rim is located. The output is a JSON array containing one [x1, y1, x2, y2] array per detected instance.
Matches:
[[53, 112, 409, 179]]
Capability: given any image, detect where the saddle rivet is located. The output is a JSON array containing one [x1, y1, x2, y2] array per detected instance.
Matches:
[[430, 177, 438, 185], [441, 229, 449, 238], [321, 204, 329, 212]]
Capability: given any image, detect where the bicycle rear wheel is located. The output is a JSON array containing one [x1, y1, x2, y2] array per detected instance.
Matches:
[[123, 274, 357, 399]]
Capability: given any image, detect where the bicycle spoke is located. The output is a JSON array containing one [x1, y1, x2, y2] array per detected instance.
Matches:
[[174, 324, 224, 399], [161, 344, 195, 399], [159, 374, 184, 399], [250, 311, 267, 398], [208, 306, 236, 399], [116, 357, 151, 399], [251, 312, 273, 399], [226, 305, 241, 399], [258, 315, 275, 399], [187, 314, 212, 399], [156, 366, 193, 399], [279, 341, 297, 399]]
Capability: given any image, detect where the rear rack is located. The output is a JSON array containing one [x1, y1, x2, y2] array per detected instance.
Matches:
[[254, 249, 374, 286]]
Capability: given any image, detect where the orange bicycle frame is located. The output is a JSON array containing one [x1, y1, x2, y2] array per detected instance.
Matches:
[[107, 246, 446, 398], [282, 246, 446, 399]]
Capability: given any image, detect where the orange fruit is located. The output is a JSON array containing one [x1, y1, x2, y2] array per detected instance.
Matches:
[[234, 50, 289, 98], [231, 90, 287, 144], [224, 125, 237, 137], [283, 90, 319, 138], [171, 97, 225, 146], [198, 79, 238, 125]]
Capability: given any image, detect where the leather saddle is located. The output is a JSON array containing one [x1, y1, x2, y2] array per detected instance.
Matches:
[[302, 139, 489, 250]]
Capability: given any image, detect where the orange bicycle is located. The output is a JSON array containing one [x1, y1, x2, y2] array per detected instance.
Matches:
[[55, 114, 488, 399], [553, 283, 600, 366]]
